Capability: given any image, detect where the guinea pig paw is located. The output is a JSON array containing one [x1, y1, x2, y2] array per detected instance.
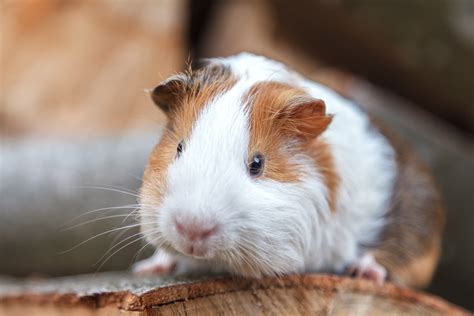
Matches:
[[132, 251, 177, 275], [347, 253, 387, 286]]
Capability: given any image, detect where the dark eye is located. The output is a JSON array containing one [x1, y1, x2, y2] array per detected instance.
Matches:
[[248, 152, 265, 177], [176, 140, 184, 157]]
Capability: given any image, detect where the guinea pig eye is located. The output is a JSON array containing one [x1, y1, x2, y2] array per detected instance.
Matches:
[[248, 153, 265, 177], [176, 140, 184, 157]]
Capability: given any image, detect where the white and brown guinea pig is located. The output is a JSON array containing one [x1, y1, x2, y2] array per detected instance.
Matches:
[[134, 53, 444, 288]]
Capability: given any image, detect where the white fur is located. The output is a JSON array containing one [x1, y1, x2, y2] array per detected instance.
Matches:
[[139, 53, 397, 278]]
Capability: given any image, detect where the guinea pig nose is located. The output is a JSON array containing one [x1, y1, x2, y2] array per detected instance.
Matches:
[[175, 220, 217, 241]]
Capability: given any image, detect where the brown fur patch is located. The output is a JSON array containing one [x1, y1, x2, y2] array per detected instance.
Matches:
[[371, 122, 445, 289], [246, 82, 338, 211], [139, 132, 177, 242], [306, 138, 340, 212], [389, 239, 441, 288], [245, 82, 305, 182]]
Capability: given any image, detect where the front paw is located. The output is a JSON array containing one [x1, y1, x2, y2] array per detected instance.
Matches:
[[132, 250, 177, 275], [347, 253, 387, 285]]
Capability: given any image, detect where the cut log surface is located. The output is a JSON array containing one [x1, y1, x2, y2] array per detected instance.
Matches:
[[0, 273, 468, 315]]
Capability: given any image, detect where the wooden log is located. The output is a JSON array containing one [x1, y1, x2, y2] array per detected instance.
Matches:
[[269, 0, 474, 135], [0, 273, 467, 315]]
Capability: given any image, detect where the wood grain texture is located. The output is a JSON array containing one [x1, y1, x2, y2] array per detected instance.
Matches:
[[0, 274, 468, 315]]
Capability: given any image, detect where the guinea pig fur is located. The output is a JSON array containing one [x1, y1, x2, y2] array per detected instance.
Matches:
[[135, 53, 444, 289]]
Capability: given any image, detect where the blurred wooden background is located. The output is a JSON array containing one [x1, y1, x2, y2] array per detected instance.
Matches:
[[1, 0, 184, 136]]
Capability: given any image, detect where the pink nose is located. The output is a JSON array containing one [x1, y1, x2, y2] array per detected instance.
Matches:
[[175, 220, 217, 241]]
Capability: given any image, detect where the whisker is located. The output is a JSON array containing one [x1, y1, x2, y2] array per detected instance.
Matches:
[[105, 213, 160, 252], [58, 222, 156, 254], [94, 234, 150, 272], [61, 204, 142, 227], [74, 185, 140, 198], [121, 207, 143, 224], [86, 183, 140, 195], [129, 233, 162, 265], [107, 222, 137, 251], [94, 229, 158, 265], [61, 213, 146, 231]]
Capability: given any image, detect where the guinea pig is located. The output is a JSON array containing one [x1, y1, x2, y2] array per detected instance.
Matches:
[[133, 53, 444, 288]]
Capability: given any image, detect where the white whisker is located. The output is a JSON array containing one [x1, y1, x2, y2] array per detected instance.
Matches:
[[74, 185, 140, 198], [61, 213, 147, 231], [94, 229, 159, 265], [61, 204, 142, 227], [129, 232, 162, 265], [94, 234, 150, 272], [121, 207, 143, 224], [86, 183, 140, 195], [58, 222, 156, 254]]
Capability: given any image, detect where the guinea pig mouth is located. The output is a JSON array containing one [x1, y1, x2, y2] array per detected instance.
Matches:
[[184, 246, 204, 257], [177, 242, 215, 259]]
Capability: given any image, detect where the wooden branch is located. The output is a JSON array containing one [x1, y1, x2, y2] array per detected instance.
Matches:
[[0, 273, 467, 315]]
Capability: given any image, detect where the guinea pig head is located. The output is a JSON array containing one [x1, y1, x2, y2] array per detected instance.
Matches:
[[139, 63, 334, 277]]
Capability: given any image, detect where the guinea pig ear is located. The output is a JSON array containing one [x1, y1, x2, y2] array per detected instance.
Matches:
[[282, 99, 333, 139], [150, 78, 187, 114]]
